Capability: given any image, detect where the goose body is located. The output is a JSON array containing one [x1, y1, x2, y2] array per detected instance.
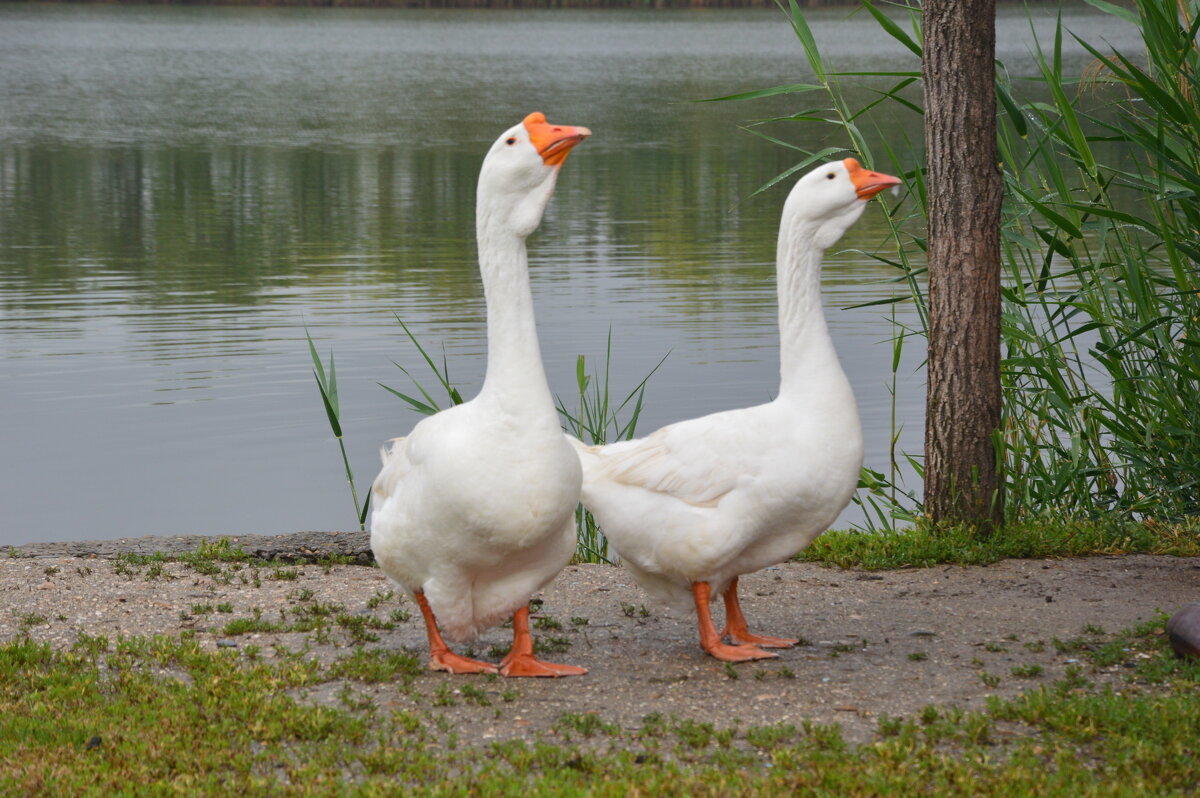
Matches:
[[572, 158, 899, 661], [576, 386, 860, 607], [372, 395, 580, 639], [371, 112, 590, 677]]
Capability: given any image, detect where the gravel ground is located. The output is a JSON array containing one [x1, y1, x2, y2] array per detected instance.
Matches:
[[3, 534, 1198, 744]]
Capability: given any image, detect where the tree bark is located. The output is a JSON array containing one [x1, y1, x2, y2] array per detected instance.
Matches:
[[922, 0, 1004, 529]]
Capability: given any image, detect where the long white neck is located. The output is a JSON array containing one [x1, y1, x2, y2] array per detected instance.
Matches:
[[474, 211, 556, 422], [775, 220, 845, 399]]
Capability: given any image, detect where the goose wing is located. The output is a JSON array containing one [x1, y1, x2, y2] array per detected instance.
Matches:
[[586, 413, 755, 509]]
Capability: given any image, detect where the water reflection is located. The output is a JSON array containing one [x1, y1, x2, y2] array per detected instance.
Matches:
[[0, 4, 1136, 543]]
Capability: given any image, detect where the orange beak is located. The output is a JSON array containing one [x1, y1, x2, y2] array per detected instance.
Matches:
[[523, 112, 591, 167], [844, 158, 901, 200]]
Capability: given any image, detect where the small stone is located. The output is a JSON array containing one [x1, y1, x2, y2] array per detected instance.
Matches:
[[216, 639, 238, 648], [86, 736, 102, 749], [1166, 602, 1200, 660], [911, 630, 936, 637]]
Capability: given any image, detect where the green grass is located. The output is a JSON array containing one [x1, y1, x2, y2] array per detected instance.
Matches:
[[221, 614, 283, 636], [1, 616, 1197, 795], [102, 538, 362, 588], [800, 517, 1200, 570], [554, 711, 620, 739], [1010, 664, 1044, 679], [85, 516, 1200, 577], [365, 589, 394, 609], [325, 647, 423, 684], [204, 596, 403, 648]]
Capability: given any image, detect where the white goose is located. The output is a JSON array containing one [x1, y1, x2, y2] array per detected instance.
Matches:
[[571, 158, 899, 662], [371, 112, 590, 677]]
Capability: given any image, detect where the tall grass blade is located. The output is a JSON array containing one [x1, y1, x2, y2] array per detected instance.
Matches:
[[700, 84, 824, 102], [305, 329, 365, 531], [556, 329, 668, 563], [859, 0, 922, 57]]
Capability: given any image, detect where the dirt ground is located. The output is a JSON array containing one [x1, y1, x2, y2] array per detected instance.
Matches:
[[2, 544, 1197, 745]]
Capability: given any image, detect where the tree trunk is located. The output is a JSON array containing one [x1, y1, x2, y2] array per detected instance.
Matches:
[[922, 0, 1004, 529]]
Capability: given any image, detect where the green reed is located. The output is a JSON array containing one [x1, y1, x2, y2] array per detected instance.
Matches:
[[720, 0, 1200, 527], [377, 314, 465, 415], [307, 317, 464, 534], [306, 330, 369, 531], [556, 329, 667, 563]]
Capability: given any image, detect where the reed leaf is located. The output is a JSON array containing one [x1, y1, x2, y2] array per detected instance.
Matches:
[[859, 0, 922, 58], [305, 329, 366, 530], [700, 83, 824, 103], [557, 329, 668, 563]]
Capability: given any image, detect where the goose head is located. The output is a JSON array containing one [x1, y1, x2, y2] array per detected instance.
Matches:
[[784, 158, 900, 250], [477, 112, 591, 238]]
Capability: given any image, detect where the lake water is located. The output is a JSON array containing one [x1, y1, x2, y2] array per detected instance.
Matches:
[[0, 3, 1137, 544]]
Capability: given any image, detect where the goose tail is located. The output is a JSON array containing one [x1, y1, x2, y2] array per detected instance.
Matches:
[[379, 436, 406, 465], [565, 434, 597, 462]]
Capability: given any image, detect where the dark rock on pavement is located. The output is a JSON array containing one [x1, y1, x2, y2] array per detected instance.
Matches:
[[1166, 601, 1200, 659]]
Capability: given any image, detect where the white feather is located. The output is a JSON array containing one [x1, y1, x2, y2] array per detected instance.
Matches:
[[369, 117, 585, 643], [573, 159, 891, 613]]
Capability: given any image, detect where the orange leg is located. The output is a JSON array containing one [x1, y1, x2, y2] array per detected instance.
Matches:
[[692, 581, 777, 662], [720, 576, 799, 648], [414, 591, 497, 675], [499, 605, 588, 678]]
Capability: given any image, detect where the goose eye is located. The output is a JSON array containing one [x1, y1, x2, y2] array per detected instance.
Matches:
[[505, 137, 516, 145], [826, 172, 836, 180]]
